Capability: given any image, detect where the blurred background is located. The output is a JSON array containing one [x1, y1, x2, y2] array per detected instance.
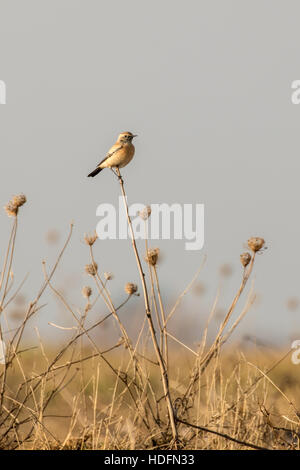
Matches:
[[0, 0, 299, 347]]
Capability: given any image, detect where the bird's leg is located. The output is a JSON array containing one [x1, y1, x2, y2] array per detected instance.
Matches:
[[110, 167, 119, 178], [115, 167, 123, 183]]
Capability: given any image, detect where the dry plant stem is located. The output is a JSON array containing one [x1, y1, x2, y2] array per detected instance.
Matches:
[[0, 224, 74, 411], [176, 418, 269, 451], [0, 218, 18, 409], [43, 271, 152, 431], [205, 348, 293, 429], [0, 218, 17, 296], [89, 246, 140, 366], [10, 223, 74, 359], [144, 223, 163, 353], [2, 273, 29, 311], [153, 266, 168, 371], [18, 296, 132, 387], [88, 248, 155, 425], [0, 226, 144, 441], [213, 253, 256, 344], [186, 253, 257, 400], [247, 361, 300, 421], [89, 246, 139, 364], [79, 307, 88, 424], [116, 167, 178, 443], [165, 259, 206, 325], [202, 256, 256, 367], [0, 224, 74, 412], [198, 288, 220, 361]]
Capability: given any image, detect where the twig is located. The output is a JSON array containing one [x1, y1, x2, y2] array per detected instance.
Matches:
[[176, 418, 270, 450], [116, 167, 178, 443]]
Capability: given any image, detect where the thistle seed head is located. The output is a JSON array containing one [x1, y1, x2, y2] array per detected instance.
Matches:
[[84, 262, 98, 276], [247, 237, 265, 253], [124, 283, 138, 295], [84, 231, 98, 246], [145, 248, 160, 266], [139, 205, 152, 220], [4, 194, 27, 218], [82, 286, 92, 299], [12, 194, 27, 208], [104, 272, 114, 281], [4, 202, 18, 217], [240, 252, 252, 267]]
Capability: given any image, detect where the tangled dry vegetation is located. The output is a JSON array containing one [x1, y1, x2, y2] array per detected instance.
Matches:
[[0, 182, 299, 451]]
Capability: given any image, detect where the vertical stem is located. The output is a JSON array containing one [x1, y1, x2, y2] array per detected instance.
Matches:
[[116, 168, 178, 442], [0, 217, 18, 409], [144, 221, 164, 353], [153, 266, 169, 372]]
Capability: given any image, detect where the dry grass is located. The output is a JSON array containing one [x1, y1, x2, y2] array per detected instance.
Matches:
[[0, 189, 299, 451]]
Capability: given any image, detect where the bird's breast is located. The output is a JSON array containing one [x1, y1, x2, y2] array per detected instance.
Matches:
[[117, 143, 135, 168]]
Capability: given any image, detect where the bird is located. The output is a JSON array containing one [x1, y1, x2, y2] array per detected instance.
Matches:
[[88, 131, 137, 178]]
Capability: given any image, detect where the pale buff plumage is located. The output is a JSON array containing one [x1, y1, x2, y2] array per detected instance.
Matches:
[[88, 131, 137, 177]]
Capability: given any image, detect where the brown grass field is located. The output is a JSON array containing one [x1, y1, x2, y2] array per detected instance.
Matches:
[[0, 186, 299, 451]]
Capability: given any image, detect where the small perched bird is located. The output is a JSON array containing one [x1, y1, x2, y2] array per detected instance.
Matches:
[[88, 131, 137, 178]]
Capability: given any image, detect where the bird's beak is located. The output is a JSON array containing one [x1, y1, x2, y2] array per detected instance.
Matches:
[[132, 134, 138, 138]]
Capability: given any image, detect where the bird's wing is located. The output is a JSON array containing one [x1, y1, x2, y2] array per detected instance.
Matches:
[[96, 144, 123, 168]]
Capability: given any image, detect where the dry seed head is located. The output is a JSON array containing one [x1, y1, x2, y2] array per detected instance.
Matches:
[[12, 194, 27, 208], [247, 237, 265, 253], [4, 202, 18, 217], [124, 282, 138, 295], [104, 272, 114, 281], [240, 252, 252, 268], [145, 248, 160, 266], [4, 194, 27, 218], [84, 262, 98, 276], [82, 286, 92, 299], [84, 231, 98, 246], [139, 205, 152, 220]]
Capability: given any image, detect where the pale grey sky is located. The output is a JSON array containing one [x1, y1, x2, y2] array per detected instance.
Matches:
[[0, 0, 299, 346]]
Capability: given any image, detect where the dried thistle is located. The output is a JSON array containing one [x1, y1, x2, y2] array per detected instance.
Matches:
[[139, 205, 151, 220], [84, 231, 98, 246], [12, 194, 27, 208], [145, 248, 160, 266], [104, 272, 114, 281], [124, 282, 138, 295], [84, 262, 98, 276], [247, 237, 265, 253], [82, 286, 92, 299], [4, 194, 27, 217], [4, 202, 18, 217], [240, 252, 252, 268]]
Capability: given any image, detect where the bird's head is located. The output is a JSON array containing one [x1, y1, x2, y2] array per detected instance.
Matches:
[[118, 132, 137, 143]]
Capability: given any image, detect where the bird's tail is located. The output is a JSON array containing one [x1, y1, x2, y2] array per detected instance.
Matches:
[[88, 167, 103, 177]]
